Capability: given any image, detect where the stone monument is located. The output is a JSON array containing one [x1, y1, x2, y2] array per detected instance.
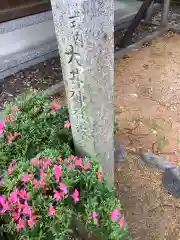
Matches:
[[50, 0, 114, 182]]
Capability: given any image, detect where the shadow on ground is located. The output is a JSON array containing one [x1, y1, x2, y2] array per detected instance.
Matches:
[[115, 154, 180, 240]]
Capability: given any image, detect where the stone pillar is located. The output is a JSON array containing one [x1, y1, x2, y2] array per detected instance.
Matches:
[[50, 0, 114, 182]]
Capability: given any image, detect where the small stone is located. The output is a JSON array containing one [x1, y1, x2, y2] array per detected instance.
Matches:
[[162, 167, 180, 198], [152, 129, 157, 135], [139, 151, 176, 170], [114, 143, 126, 163], [129, 93, 138, 97]]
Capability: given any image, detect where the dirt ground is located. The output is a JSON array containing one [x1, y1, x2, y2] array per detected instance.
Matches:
[[115, 157, 180, 240], [115, 33, 180, 240], [115, 33, 180, 164], [0, 58, 62, 110]]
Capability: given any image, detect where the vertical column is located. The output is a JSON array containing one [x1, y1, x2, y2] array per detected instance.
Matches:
[[50, 0, 114, 182]]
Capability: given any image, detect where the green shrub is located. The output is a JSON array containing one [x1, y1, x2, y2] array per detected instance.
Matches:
[[0, 91, 73, 170], [0, 91, 130, 239]]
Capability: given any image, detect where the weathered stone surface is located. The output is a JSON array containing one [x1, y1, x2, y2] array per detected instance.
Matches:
[[50, 0, 114, 181]]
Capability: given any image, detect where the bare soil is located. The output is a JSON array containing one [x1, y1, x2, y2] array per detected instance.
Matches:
[[115, 33, 180, 164], [0, 58, 62, 110], [115, 33, 180, 240], [115, 156, 180, 240]]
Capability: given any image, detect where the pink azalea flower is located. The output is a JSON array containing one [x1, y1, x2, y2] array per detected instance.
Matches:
[[96, 167, 103, 181], [8, 134, 14, 144], [8, 164, 14, 174], [67, 163, 74, 169], [12, 210, 21, 221], [12, 159, 16, 164], [92, 211, 97, 218], [64, 120, 71, 129], [54, 190, 62, 201], [9, 115, 16, 121], [84, 161, 90, 170], [17, 199, 25, 211], [40, 179, 46, 187], [39, 170, 47, 187], [53, 165, 62, 182], [40, 170, 47, 181], [0, 120, 5, 134], [57, 155, 62, 162], [27, 218, 34, 226], [92, 211, 98, 225], [30, 157, 40, 166], [33, 179, 39, 188], [3, 116, 8, 121], [17, 218, 25, 230], [23, 204, 34, 216], [21, 174, 33, 183], [11, 106, 19, 112], [0, 195, 6, 205], [50, 109, 56, 113], [52, 100, 61, 109], [119, 216, 125, 227], [14, 132, 21, 137], [59, 182, 68, 194], [0, 195, 9, 213], [71, 189, 80, 202], [42, 158, 51, 169], [111, 209, 120, 222], [8, 191, 18, 203], [69, 155, 77, 161], [8, 132, 20, 144], [96, 171, 102, 181], [74, 158, 83, 167], [28, 215, 38, 226], [0, 202, 9, 213], [17, 189, 29, 200], [49, 203, 55, 216]]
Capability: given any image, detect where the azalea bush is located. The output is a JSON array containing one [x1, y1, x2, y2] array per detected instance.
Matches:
[[0, 91, 130, 239], [0, 149, 130, 240], [0, 91, 73, 170]]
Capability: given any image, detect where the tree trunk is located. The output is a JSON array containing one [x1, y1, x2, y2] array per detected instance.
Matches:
[[119, 0, 154, 48]]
